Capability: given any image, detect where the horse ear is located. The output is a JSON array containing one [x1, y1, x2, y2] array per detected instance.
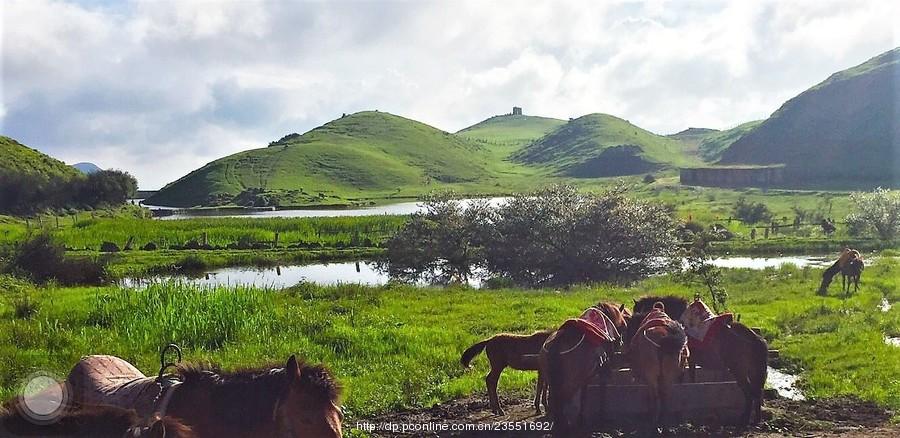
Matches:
[[619, 303, 625, 312], [632, 298, 638, 305], [286, 354, 301, 380]]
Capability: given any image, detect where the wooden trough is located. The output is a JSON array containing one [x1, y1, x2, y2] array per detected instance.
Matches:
[[582, 367, 746, 426]]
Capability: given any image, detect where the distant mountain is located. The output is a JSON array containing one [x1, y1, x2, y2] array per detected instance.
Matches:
[[0, 136, 80, 179], [719, 47, 900, 185], [513, 114, 699, 177], [146, 111, 495, 207], [72, 162, 103, 174], [457, 114, 566, 146]]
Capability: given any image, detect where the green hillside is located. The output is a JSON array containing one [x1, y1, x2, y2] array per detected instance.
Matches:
[[146, 111, 508, 208], [667, 127, 720, 160], [513, 114, 699, 177], [697, 120, 763, 161], [456, 114, 566, 146], [0, 136, 80, 179], [719, 47, 899, 185]]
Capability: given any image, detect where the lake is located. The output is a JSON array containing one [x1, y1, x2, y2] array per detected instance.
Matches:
[[122, 255, 838, 289], [140, 197, 510, 219]]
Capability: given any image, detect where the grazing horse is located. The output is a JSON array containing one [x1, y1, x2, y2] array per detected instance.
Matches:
[[0, 401, 195, 438], [539, 302, 630, 434], [67, 354, 343, 438], [625, 302, 689, 432], [461, 330, 553, 415], [841, 257, 864, 295], [634, 296, 768, 425]]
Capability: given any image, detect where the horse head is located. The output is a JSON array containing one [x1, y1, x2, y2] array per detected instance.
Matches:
[[275, 355, 343, 438]]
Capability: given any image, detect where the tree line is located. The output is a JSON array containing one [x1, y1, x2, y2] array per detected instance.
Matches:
[[0, 169, 137, 215]]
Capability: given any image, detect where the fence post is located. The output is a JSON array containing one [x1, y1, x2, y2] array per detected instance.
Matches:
[[38, 216, 43, 227], [56, 216, 60, 229], [25, 218, 30, 229], [274, 232, 280, 249], [202, 232, 208, 247]]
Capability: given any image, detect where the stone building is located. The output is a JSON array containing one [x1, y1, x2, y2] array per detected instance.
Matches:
[[680, 165, 785, 187], [512, 106, 523, 116]]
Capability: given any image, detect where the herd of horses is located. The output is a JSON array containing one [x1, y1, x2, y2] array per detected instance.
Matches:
[[463, 296, 769, 435]]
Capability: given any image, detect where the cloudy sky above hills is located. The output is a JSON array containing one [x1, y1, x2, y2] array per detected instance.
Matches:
[[2, 0, 898, 189]]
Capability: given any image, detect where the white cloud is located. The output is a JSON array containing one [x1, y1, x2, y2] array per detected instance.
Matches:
[[1, 0, 897, 188]]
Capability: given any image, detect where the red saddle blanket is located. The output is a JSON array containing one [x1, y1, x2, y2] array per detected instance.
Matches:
[[66, 355, 168, 419], [559, 306, 620, 346], [630, 308, 686, 351], [679, 299, 733, 350]]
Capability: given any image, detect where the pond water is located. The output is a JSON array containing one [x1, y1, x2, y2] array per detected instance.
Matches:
[[767, 366, 805, 401], [123, 255, 836, 290], [886, 336, 900, 347], [707, 255, 833, 270], [142, 197, 510, 220]]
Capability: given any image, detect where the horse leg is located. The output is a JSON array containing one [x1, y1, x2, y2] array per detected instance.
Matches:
[[534, 371, 544, 414], [485, 364, 505, 415]]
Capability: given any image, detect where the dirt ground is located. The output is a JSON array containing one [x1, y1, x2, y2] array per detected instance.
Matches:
[[359, 394, 897, 437]]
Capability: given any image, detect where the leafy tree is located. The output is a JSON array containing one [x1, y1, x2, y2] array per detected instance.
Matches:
[[677, 230, 728, 312], [846, 187, 900, 240], [732, 197, 773, 224], [383, 193, 492, 284], [385, 185, 680, 287], [485, 185, 679, 286]]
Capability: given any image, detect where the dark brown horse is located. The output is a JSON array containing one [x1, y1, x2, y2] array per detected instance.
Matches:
[[68, 354, 343, 438], [634, 296, 768, 425], [625, 302, 689, 433], [461, 330, 553, 415], [841, 258, 864, 295], [539, 302, 630, 435], [1, 402, 195, 438]]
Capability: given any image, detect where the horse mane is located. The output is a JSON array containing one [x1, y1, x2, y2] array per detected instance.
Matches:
[[633, 295, 688, 319], [176, 361, 341, 429]]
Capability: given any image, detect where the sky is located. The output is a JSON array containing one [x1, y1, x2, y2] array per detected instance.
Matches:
[[2, 0, 898, 189]]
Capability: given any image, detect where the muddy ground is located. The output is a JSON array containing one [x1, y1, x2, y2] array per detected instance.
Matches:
[[359, 394, 897, 437]]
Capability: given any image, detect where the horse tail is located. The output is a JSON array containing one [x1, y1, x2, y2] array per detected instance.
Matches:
[[460, 338, 490, 368], [657, 321, 687, 356], [544, 331, 567, 423]]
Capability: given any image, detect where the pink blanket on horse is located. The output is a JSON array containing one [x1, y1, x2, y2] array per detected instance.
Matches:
[[559, 306, 619, 346], [680, 300, 733, 350], [630, 308, 684, 350], [66, 355, 162, 419]]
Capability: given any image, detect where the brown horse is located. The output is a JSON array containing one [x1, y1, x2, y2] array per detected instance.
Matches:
[[624, 302, 689, 433], [461, 330, 553, 415], [841, 257, 864, 295], [634, 295, 768, 425], [539, 302, 630, 435], [68, 354, 343, 438], [1, 402, 195, 437]]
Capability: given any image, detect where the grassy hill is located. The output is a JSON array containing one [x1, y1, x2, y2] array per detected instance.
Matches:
[[456, 114, 566, 146], [513, 114, 700, 177], [146, 111, 515, 208], [696, 120, 763, 161], [0, 136, 80, 179], [667, 127, 720, 160], [719, 47, 899, 185], [72, 162, 103, 174]]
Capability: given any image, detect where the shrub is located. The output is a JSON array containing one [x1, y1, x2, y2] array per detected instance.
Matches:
[[13, 295, 39, 319], [846, 187, 900, 240], [5, 234, 107, 285], [733, 197, 773, 224], [100, 241, 120, 252]]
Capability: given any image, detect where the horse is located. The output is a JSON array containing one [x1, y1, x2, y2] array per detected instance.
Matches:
[[624, 302, 689, 433], [539, 302, 630, 435], [633, 295, 768, 425], [841, 257, 864, 295], [66, 354, 343, 438], [1, 401, 195, 438], [461, 329, 554, 415]]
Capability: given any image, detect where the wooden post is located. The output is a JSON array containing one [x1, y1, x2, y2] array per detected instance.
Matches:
[[274, 232, 280, 249], [38, 216, 43, 227], [202, 232, 208, 247], [56, 216, 60, 229], [25, 218, 29, 229]]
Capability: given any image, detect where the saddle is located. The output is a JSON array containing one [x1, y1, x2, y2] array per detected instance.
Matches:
[[680, 300, 733, 351], [559, 306, 620, 346], [630, 308, 685, 351], [66, 355, 180, 420]]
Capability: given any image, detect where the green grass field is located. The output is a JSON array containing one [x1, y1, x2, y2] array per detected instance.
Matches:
[[2, 258, 897, 421]]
